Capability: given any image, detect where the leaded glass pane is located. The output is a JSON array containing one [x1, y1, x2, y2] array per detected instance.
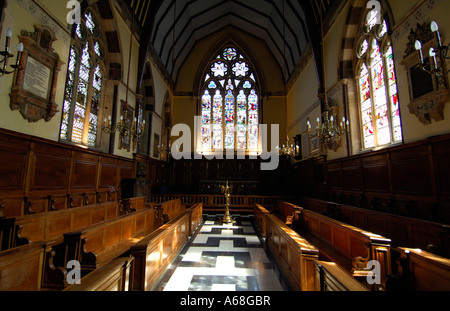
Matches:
[[201, 47, 259, 151], [85, 12, 97, 34], [232, 61, 249, 77], [223, 47, 237, 61], [211, 61, 227, 77]]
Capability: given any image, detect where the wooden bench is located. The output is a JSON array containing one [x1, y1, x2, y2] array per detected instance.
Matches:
[[301, 196, 450, 258], [41, 206, 158, 289], [160, 199, 186, 223], [13, 201, 119, 248], [389, 247, 450, 291], [63, 257, 134, 291], [129, 203, 203, 291], [254, 204, 270, 238], [0, 242, 45, 291], [272, 201, 303, 227], [314, 261, 369, 291], [264, 214, 319, 291], [297, 207, 392, 291]]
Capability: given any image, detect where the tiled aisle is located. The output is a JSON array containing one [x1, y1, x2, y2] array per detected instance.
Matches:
[[155, 214, 288, 291]]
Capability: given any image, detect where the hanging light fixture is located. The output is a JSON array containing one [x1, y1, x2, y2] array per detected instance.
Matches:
[[102, 3, 145, 150], [279, 0, 296, 158]]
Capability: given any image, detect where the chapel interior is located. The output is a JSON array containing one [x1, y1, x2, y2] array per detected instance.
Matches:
[[0, 0, 450, 292]]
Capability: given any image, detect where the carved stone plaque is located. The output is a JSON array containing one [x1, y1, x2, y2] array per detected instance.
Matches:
[[23, 56, 51, 99]]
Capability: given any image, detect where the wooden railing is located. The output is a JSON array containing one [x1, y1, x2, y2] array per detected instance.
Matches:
[[150, 194, 293, 212], [129, 203, 203, 291]]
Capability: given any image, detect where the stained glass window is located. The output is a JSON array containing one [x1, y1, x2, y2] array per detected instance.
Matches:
[[357, 15, 403, 150], [60, 10, 105, 148], [200, 47, 260, 152]]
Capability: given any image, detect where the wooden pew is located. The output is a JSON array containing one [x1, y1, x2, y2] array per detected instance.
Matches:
[[129, 203, 203, 291], [264, 214, 319, 291], [41, 206, 157, 289], [63, 257, 134, 291], [254, 204, 270, 238], [272, 201, 303, 227], [13, 201, 119, 247], [301, 196, 450, 259], [314, 261, 369, 291], [389, 247, 450, 291], [160, 199, 186, 223], [297, 207, 392, 291], [0, 242, 45, 291]]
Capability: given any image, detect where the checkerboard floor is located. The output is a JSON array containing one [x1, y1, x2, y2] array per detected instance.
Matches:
[[155, 214, 289, 291]]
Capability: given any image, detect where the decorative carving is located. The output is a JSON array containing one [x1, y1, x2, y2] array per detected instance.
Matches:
[[9, 25, 64, 123]]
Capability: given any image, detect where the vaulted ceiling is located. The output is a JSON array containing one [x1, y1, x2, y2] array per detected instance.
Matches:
[[124, 0, 337, 87]]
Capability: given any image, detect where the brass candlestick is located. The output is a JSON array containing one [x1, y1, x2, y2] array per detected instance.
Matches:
[[220, 181, 234, 224]]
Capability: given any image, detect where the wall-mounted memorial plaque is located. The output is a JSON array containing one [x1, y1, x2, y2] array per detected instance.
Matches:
[[23, 56, 51, 99], [10, 25, 64, 123], [400, 23, 449, 125]]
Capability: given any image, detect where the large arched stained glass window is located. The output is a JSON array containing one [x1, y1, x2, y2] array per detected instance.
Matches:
[[356, 12, 402, 150], [200, 47, 260, 152], [60, 10, 105, 148]]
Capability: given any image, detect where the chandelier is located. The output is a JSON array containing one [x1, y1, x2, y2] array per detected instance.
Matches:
[[102, 103, 145, 151], [157, 143, 172, 161], [277, 138, 298, 157], [307, 110, 350, 152]]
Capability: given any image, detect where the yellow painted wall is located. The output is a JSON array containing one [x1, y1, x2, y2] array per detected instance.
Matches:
[[0, 0, 70, 141]]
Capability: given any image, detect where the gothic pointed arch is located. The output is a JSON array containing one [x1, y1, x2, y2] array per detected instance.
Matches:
[[198, 44, 262, 153]]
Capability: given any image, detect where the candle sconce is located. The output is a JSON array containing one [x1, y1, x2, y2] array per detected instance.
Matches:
[[414, 21, 450, 89], [0, 28, 23, 76], [401, 21, 450, 125], [102, 101, 145, 152]]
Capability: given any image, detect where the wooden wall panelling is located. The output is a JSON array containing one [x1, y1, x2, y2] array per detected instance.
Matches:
[[0, 131, 31, 217]]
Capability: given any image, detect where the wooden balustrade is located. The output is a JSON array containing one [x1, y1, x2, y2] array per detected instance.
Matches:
[[150, 194, 293, 213], [264, 214, 319, 291], [41, 206, 157, 289], [129, 203, 203, 291], [314, 261, 368, 291], [298, 208, 392, 291], [64, 257, 134, 291], [0, 242, 45, 291]]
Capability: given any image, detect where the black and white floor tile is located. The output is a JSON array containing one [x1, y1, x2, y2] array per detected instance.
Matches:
[[155, 214, 288, 292]]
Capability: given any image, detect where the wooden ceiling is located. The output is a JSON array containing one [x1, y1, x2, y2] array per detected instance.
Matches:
[[123, 0, 336, 86]]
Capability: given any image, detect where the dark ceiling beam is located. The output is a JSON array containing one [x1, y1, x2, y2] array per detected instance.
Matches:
[[297, 0, 326, 106], [153, 0, 302, 72], [169, 12, 294, 83]]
